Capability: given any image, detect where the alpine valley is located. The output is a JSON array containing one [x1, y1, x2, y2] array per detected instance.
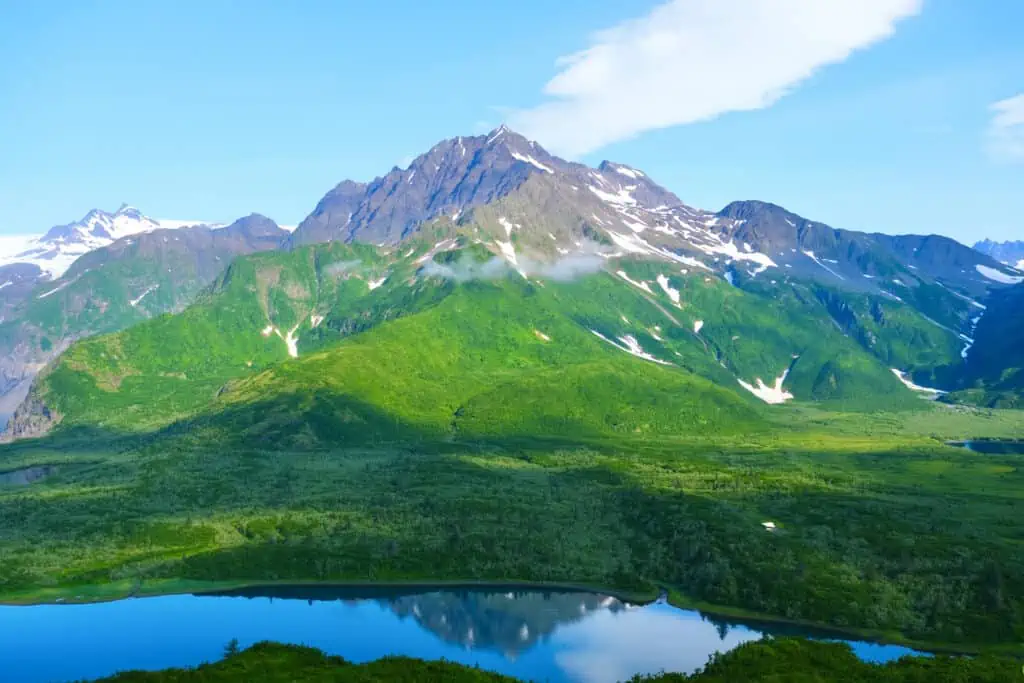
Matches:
[[2, 128, 1023, 657]]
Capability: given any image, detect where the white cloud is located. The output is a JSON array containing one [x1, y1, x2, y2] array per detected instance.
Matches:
[[509, 0, 922, 157], [986, 93, 1024, 162]]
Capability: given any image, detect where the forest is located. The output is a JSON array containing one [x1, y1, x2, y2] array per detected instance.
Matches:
[[90, 639, 1022, 682]]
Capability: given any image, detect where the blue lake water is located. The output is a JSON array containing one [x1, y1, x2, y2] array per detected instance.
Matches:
[[0, 586, 923, 683], [949, 440, 1024, 454]]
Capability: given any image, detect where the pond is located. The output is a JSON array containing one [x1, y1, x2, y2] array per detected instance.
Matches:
[[0, 585, 923, 683], [948, 440, 1024, 454], [0, 465, 56, 486]]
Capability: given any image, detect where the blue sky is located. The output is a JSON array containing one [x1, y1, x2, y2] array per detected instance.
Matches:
[[1, 0, 1021, 242]]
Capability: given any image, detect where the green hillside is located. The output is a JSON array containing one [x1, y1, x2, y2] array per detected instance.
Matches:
[[16, 234, 958, 443], [946, 283, 1024, 408]]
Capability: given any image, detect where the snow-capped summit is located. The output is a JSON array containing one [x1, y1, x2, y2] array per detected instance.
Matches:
[[0, 206, 221, 279]]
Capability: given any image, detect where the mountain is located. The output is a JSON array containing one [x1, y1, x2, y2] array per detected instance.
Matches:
[[0, 262, 46, 321], [6, 128, 1024, 652], [288, 126, 680, 247], [7, 127, 1024, 438], [291, 127, 1014, 305], [975, 239, 1024, 271], [291, 127, 1018, 392], [0, 214, 288, 428], [0, 204, 226, 281], [945, 282, 1024, 407]]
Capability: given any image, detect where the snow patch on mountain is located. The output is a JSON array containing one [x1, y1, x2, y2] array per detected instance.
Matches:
[[655, 274, 680, 304], [498, 217, 520, 237], [691, 235, 776, 272], [802, 250, 845, 281], [494, 240, 526, 277], [414, 239, 459, 265], [611, 165, 644, 179], [509, 150, 553, 174], [590, 329, 671, 365], [276, 325, 300, 358], [589, 185, 637, 206], [0, 206, 220, 279], [891, 369, 945, 395], [0, 235, 42, 261], [738, 370, 794, 405], [975, 264, 1023, 284], [960, 311, 985, 360], [616, 270, 653, 293], [37, 271, 87, 299], [129, 284, 159, 307]]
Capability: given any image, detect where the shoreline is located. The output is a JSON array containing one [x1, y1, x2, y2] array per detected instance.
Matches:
[[1, 577, 1020, 657]]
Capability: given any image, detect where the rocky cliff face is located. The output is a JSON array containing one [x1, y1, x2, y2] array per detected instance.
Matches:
[[2, 393, 60, 441]]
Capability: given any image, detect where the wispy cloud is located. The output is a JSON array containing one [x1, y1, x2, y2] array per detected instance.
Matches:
[[509, 0, 922, 157], [421, 250, 607, 282], [986, 93, 1024, 163]]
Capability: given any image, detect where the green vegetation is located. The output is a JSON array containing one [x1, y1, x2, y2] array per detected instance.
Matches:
[[945, 283, 1024, 408], [0, 220, 283, 379], [88, 639, 1021, 682], [647, 637, 1020, 682], [21, 241, 948, 443], [2, 242, 1023, 654], [1, 404, 1023, 649], [94, 641, 517, 682]]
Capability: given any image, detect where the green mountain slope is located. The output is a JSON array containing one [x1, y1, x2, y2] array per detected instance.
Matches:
[[11, 229, 958, 444], [0, 215, 287, 425], [20, 245, 766, 441], [6, 128, 1017, 429], [945, 283, 1024, 407]]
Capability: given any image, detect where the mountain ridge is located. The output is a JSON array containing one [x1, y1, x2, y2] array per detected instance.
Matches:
[[0, 213, 289, 427], [4, 127, 1024, 434], [0, 204, 229, 281]]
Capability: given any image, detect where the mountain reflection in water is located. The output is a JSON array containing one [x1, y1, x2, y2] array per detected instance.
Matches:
[[212, 585, 636, 656], [384, 590, 632, 655]]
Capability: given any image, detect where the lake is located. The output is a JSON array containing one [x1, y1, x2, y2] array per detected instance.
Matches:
[[0, 585, 923, 683], [949, 440, 1024, 454]]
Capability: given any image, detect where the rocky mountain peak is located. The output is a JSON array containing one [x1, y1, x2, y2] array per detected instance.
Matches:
[[288, 127, 689, 248], [974, 239, 1024, 270]]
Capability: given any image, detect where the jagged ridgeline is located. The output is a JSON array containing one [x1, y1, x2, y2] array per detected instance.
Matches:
[[6, 127, 1024, 439]]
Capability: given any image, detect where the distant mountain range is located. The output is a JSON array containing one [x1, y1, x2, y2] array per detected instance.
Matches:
[[4, 127, 1023, 437], [974, 239, 1024, 271], [0, 204, 226, 280], [0, 210, 289, 425]]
